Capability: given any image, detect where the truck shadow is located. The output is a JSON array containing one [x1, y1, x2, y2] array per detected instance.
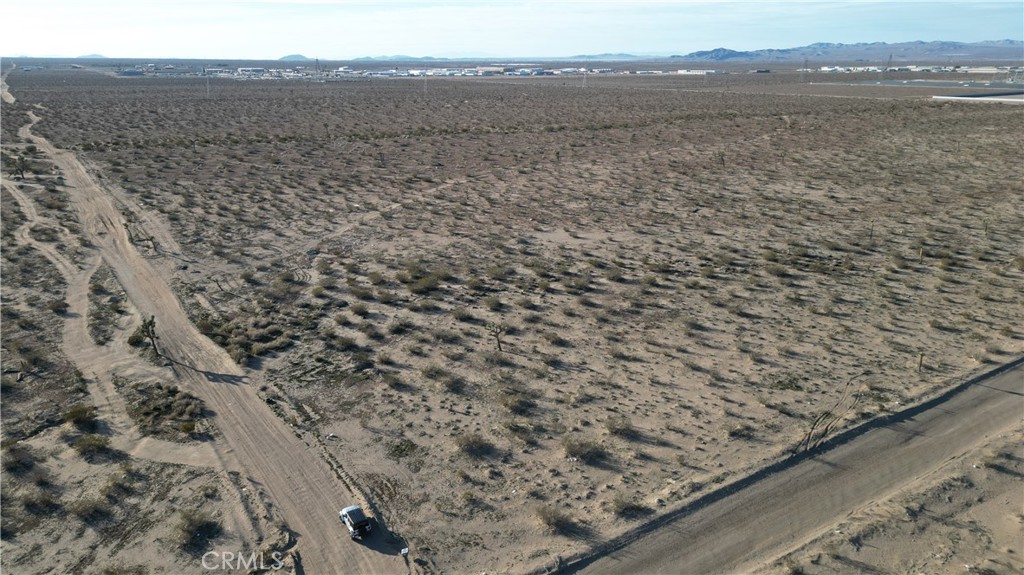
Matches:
[[355, 519, 407, 556]]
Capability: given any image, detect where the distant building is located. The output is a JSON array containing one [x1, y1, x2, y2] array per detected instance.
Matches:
[[476, 66, 509, 76], [677, 69, 719, 75]]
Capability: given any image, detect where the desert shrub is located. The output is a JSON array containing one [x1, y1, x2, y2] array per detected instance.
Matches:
[[421, 364, 448, 380], [350, 303, 370, 317], [381, 373, 408, 390], [173, 509, 221, 552], [47, 299, 69, 314], [610, 493, 649, 518], [358, 322, 384, 341], [386, 438, 422, 460], [126, 325, 146, 347], [65, 404, 98, 430], [523, 313, 544, 324], [543, 332, 572, 348], [68, 497, 113, 524], [482, 350, 516, 367], [604, 267, 624, 282], [562, 437, 606, 463], [376, 289, 399, 304], [21, 489, 62, 515], [535, 504, 572, 533], [73, 434, 111, 456], [433, 329, 462, 344], [500, 387, 536, 413], [387, 318, 416, 334], [331, 334, 360, 351], [351, 352, 375, 371], [516, 297, 541, 310], [100, 474, 133, 501], [408, 276, 440, 295], [123, 381, 206, 439], [441, 375, 466, 394], [727, 424, 756, 440], [455, 433, 494, 458], [486, 264, 514, 280], [451, 307, 476, 322], [605, 416, 638, 438], [563, 275, 592, 294], [1, 443, 37, 474]]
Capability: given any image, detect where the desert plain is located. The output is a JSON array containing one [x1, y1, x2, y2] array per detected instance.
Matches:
[[1, 62, 1022, 574]]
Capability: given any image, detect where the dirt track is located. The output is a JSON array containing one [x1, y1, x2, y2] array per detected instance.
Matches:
[[7, 93, 405, 573], [576, 362, 1024, 575]]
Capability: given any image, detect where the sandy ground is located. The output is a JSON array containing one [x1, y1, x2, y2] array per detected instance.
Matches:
[[2, 66, 1022, 574], [578, 362, 1024, 574], [3, 78, 405, 574], [764, 424, 1024, 575]]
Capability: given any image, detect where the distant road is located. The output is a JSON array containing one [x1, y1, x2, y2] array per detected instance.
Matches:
[[576, 361, 1024, 575]]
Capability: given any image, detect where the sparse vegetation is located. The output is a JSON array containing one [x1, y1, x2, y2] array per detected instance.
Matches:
[[172, 509, 222, 552], [3, 63, 1022, 575]]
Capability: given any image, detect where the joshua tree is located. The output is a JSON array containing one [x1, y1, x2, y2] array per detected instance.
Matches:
[[487, 323, 506, 352], [141, 315, 160, 356], [12, 155, 29, 179]]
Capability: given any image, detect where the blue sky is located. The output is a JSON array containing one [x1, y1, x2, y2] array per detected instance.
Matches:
[[3, 1, 1022, 59]]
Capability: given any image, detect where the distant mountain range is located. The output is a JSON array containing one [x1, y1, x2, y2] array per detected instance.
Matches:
[[352, 55, 452, 62], [324, 40, 1022, 63], [19, 40, 1018, 63], [670, 40, 1024, 62]]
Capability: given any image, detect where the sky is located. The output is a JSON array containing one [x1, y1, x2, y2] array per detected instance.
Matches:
[[2, 1, 1022, 60]]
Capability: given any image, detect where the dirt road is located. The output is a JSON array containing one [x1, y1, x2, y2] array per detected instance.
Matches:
[[8, 97, 404, 572], [576, 362, 1024, 575]]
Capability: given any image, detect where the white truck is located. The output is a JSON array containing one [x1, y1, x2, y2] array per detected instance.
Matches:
[[339, 505, 372, 541]]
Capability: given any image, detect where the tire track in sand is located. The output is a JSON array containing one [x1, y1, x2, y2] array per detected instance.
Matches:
[[4, 178, 216, 467], [12, 104, 403, 573]]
